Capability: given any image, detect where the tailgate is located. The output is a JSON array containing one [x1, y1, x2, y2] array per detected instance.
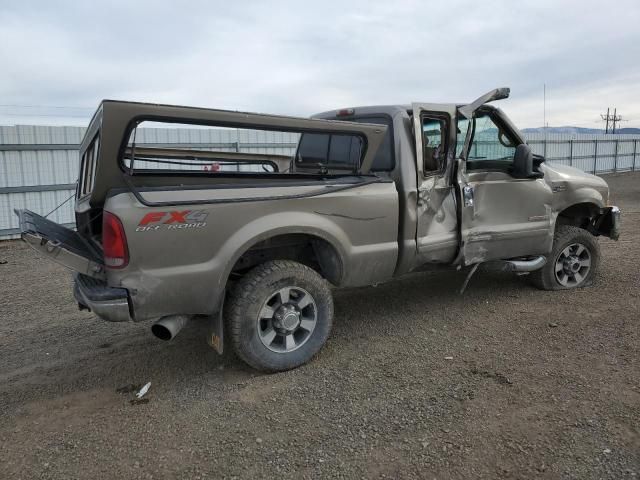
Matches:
[[15, 209, 105, 279]]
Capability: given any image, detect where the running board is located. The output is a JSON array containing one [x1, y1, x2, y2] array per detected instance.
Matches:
[[460, 256, 547, 295]]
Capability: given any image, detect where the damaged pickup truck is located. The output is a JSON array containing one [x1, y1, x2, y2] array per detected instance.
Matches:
[[16, 88, 620, 371]]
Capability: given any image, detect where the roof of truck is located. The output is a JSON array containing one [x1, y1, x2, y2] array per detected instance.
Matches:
[[312, 103, 501, 120]]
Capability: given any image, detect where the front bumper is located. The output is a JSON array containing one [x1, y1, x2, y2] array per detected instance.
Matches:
[[592, 206, 621, 241], [73, 273, 133, 322]]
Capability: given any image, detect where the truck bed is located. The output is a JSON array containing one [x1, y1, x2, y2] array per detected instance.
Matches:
[[103, 177, 400, 321]]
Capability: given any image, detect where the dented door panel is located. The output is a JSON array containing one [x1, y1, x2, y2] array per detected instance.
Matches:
[[411, 103, 459, 264], [459, 170, 554, 265], [415, 176, 458, 261]]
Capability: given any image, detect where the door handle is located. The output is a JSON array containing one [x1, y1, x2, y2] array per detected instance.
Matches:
[[463, 184, 474, 207]]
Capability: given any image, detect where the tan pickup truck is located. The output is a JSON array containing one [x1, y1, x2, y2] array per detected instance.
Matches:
[[17, 88, 620, 371]]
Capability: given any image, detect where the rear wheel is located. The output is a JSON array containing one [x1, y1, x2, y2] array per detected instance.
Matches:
[[530, 225, 600, 290], [226, 260, 333, 372]]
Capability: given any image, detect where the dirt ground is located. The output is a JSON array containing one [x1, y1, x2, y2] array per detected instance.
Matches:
[[1, 173, 638, 480]]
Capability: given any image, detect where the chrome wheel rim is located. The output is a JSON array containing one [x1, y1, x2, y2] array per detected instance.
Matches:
[[554, 243, 591, 287], [257, 286, 317, 353]]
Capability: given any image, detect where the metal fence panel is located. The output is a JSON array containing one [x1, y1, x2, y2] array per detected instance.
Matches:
[[526, 135, 640, 175]]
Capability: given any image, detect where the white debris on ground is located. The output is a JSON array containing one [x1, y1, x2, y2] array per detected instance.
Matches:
[[136, 382, 151, 399]]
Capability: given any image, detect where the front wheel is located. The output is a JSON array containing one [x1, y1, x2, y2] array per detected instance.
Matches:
[[530, 225, 600, 290], [226, 260, 334, 372]]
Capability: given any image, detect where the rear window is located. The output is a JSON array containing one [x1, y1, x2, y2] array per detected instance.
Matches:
[[296, 133, 329, 164], [296, 115, 394, 171], [296, 133, 363, 169], [329, 135, 360, 165]]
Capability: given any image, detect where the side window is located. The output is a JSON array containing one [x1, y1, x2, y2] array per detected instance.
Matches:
[[461, 114, 517, 171], [421, 116, 447, 173]]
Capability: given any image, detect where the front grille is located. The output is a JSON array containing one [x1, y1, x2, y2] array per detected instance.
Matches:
[[78, 134, 100, 197]]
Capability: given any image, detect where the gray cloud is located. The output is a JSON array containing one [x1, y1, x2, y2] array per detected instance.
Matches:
[[1, 0, 639, 128]]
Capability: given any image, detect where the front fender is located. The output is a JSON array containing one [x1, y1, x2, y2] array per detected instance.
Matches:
[[553, 185, 606, 212]]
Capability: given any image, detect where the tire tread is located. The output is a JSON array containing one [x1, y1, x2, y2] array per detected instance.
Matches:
[[225, 260, 333, 371], [530, 225, 600, 290]]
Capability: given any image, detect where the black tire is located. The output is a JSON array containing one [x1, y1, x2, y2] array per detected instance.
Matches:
[[530, 225, 600, 290], [226, 260, 334, 372]]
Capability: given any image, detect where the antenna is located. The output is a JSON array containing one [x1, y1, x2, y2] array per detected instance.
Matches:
[[543, 83, 548, 142]]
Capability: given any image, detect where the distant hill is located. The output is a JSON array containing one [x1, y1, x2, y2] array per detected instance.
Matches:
[[522, 126, 640, 135]]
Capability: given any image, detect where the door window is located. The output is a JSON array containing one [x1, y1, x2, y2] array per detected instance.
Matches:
[[458, 113, 517, 171], [421, 117, 447, 173]]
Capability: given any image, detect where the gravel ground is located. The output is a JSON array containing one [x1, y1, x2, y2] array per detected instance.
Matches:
[[0, 172, 638, 479]]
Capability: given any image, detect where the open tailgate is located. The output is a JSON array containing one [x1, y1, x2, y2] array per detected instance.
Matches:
[[15, 209, 105, 279]]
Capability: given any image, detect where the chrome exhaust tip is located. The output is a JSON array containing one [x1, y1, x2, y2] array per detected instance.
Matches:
[[151, 315, 190, 341]]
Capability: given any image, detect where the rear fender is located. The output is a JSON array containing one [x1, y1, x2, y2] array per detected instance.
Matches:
[[218, 211, 350, 291]]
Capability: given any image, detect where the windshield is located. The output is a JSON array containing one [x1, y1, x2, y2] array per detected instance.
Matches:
[[457, 112, 520, 171]]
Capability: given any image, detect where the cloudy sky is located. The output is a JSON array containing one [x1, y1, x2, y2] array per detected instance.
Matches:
[[1, 0, 639, 128]]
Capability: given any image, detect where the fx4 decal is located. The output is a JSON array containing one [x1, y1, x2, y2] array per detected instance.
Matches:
[[136, 210, 209, 232]]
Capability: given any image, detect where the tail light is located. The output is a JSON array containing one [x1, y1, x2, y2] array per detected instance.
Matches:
[[102, 211, 129, 268]]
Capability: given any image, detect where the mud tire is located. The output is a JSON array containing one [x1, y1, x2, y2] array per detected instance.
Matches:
[[226, 260, 334, 372], [530, 225, 600, 290]]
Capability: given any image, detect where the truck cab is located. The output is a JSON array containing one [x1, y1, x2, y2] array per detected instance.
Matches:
[[312, 91, 618, 277]]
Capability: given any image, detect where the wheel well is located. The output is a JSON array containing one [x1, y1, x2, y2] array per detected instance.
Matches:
[[556, 202, 601, 230], [230, 234, 343, 285]]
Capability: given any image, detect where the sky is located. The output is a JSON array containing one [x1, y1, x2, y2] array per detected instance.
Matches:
[[1, 0, 639, 128]]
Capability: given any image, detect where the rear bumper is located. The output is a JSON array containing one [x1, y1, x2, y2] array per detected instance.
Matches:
[[73, 273, 133, 322]]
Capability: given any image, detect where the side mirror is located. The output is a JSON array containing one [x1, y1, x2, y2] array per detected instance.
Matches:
[[512, 144, 543, 179]]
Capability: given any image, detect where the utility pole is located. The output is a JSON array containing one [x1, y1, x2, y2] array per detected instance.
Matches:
[[601, 108, 623, 134]]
